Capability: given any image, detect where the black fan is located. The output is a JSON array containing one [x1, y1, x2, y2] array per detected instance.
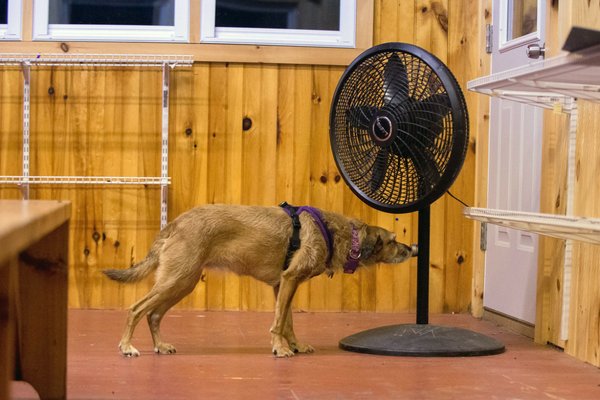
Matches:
[[331, 43, 504, 356]]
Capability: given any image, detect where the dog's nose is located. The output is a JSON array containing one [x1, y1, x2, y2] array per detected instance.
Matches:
[[410, 244, 418, 257], [398, 243, 418, 260]]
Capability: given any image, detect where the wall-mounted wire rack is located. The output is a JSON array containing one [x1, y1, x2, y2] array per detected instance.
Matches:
[[0, 53, 194, 228]]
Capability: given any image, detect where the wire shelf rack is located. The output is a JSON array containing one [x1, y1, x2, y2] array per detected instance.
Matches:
[[0, 53, 194, 67], [0, 176, 171, 185], [0, 53, 192, 228]]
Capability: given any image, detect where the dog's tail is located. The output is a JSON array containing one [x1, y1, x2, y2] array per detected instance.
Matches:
[[103, 224, 173, 284]]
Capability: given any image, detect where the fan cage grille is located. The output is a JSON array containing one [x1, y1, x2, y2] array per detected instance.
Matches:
[[331, 47, 467, 212]]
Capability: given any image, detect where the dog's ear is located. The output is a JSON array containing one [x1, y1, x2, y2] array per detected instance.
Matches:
[[361, 226, 384, 260]]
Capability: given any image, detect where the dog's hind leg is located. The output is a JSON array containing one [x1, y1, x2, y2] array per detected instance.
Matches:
[[117, 268, 201, 357], [146, 273, 201, 355], [118, 290, 161, 357]]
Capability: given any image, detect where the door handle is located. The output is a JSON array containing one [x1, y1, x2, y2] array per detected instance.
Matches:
[[526, 43, 545, 59]]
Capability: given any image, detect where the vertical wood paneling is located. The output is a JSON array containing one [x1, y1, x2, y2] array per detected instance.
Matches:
[[132, 69, 161, 307], [470, 0, 492, 318], [356, 197, 380, 312], [307, 66, 332, 311], [0, 0, 482, 318], [533, 0, 600, 368], [536, 0, 569, 348], [205, 63, 228, 310], [257, 65, 280, 310], [374, 212, 397, 312], [276, 65, 296, 205], [239, 64, 262, 311], [240, 64, 279, 311], [568, 0, 600, 369], [374, 0, 400, 44], [289, 65, 313, 310], [169, 65, 210, 310], [222, 64, 244, 311], [570, 101, 600, 367], [81, 68, 102, 309], [445, 0, 477, 312], [325, 67, 346, 311]]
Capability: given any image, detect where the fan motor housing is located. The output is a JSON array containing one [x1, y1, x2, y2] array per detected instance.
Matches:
[[370, 110, 398, 147]]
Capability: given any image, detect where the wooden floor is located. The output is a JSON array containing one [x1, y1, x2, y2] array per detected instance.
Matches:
[[11, 310, 600, 400]]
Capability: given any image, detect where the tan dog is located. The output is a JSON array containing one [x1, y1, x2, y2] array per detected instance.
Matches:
[[104, 204, 416, 357]]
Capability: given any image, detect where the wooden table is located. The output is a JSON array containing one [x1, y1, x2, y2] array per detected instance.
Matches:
[[0, 200, 70, 400]]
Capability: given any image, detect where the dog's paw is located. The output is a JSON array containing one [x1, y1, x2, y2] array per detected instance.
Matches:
[[272, 346, 295, 358], [119, 343, 140, 357], [291, 342, 315, 354], [154, 343, 177, 355]]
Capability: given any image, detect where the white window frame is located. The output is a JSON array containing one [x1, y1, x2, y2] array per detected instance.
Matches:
[[498, 0, 544, 52], [0, 0, 22, 40], [33, 0, 189, 42], [200, 0, 356, 48]]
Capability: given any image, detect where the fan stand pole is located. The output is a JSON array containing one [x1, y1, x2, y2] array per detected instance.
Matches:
[[338, 206, 506, 357], [416, 206, 430, 325]]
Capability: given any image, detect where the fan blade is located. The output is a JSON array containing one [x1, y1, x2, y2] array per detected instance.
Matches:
[[393, 130, 441, 200], [370, 148, 389, 192], [346, 106, 377, 130], [414, 93, 452, 144], [411, 149, 441, 197], [383, 53, 409, 108], [421, 93, 451, 114]]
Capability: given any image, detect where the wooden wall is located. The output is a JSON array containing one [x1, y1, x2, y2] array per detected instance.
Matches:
[[0, 0, 481, 313], [561, 0, 600, 368], [535, 0, 571, 352], [535, 0, 600, 368]]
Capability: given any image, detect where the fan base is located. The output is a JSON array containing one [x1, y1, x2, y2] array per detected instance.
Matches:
[[339, 324, 505, 357]]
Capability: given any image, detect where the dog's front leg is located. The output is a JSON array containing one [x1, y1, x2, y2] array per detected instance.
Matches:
[[283, 311, 315, 354], [273, 285, 315, 355], [270, 275, 299, 357]]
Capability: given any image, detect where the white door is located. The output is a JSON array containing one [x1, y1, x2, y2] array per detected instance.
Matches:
[[485, 0, 545, 324]]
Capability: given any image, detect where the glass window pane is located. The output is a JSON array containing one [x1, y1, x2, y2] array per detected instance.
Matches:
[[0, 0, 8, 24], [507, 0, 537, 40], [215, 0, 340, 31], [48, 0, 175, 26]]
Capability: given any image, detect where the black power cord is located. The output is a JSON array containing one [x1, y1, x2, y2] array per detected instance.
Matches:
[[446, 190, 470, 208]]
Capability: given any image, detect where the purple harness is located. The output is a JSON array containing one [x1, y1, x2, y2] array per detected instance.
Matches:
[[280, 203, 333, 266], [280, 202, 361, 274]]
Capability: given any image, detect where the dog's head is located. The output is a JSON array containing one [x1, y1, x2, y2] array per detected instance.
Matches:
[[360, 225, 415, 265]]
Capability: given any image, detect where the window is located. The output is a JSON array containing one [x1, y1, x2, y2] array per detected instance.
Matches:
[[201, 0, 356, 48], [33, 0, 189, 42], [0, 0, 22, 40], [499, 0, 542, 50], [506, 0, 537, 40], [0, 1, 6, 24]]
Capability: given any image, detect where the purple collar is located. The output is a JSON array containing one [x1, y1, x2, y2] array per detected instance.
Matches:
[[344, 224, 361, 274], [282, 206, 333, 265]]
